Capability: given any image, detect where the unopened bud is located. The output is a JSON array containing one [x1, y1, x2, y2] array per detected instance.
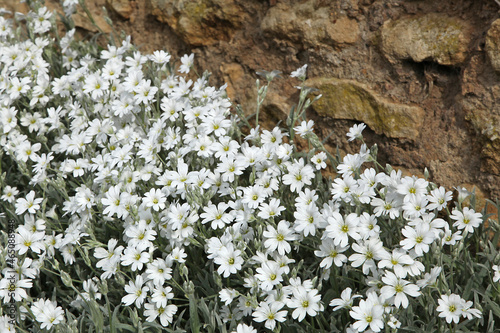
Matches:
[[61, 270, 73, 288]]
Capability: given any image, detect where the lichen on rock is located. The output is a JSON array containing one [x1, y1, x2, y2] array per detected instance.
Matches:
[[380, 13, 472, 66], [306, 77, 425, 140], [261, 2, 359, 47], [486, 19, 500, 73]]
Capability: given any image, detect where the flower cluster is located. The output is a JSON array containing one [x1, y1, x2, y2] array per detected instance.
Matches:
[[0, 2, 498, 332]]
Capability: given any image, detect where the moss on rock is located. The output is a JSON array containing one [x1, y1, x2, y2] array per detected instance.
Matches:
[[306, 77, 425, 140]]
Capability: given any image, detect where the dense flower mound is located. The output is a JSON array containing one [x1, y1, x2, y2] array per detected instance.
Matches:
[[0, 2, 499, 332]]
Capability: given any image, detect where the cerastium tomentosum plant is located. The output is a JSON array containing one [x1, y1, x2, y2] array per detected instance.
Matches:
[[0, 1, 499, 333]]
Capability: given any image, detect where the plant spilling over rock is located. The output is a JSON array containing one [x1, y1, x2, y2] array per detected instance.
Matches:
[[0, 1, 499, 332]]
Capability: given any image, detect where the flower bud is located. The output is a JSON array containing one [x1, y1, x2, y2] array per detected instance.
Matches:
[[61, 270, 73, 288]]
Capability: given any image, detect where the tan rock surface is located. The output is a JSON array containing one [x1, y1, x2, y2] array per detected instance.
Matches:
[[150, 0, 246, 46], [307, 77, 425, 140], [380, 13, 473, 66], [261, 2, 359, 47], [105, 0, 133, 20]]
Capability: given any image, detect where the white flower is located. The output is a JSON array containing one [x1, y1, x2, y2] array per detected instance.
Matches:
[[146, 259, 172, 287], [294, 120, 314, 138], [349, 238, 385, 275], [417, 266, 442, 288], [179, 53, 194, 73], [125, 220, 157, 249], [213, 245, 244, 278], [325, 212, 361, 247], [400, 224, 435, 257], [293, 203, 324, 237], [232, 323, 257, 333], [149, 50, 171, 64], [16, 226, 45, 254], [378, 248, 414, 278], [282, 158, 314, 193], [287, 287, 323, 322], [436, 294, 464, 324], [144, 302, 177, 327], [315, 238, 348, 269], [143, 188, 166, 211], [427, 186, 453, 211], [94, 238, 123, 273], [0, 278, 32, 302], [219, 288, 238, 306], [290, 64, 307, 80], [151, 285, 174, 308], [255, 261, 285, 291], [346, 123, 366, 141], [263, 220, 297, 255], [15, 190, 42, 215], [252, 301, 287, 330], [329, 287, 361, 311], [122, 275, 149, 308], [121, 246, 150, 271], [349, 293, 385, 332], [380, 271, 420, 308], [258, 198, 286, 219], [200, 202, 234, 229], [311, 151, 327, 170], [31, 299, 65, 330], [493, 264, 500, 283], [450, 207, 482, 234]]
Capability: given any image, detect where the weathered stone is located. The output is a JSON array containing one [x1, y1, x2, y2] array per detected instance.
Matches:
[[0, 0, 29, 15], [464, 106, 500, 142], [72, 9, 112, 33], [306, 77, 425, 140], [150, 0, 245, 46], [261, 2, 359, 47], [485, 19, 500, 72], [106, 0, 133, 20], [380, 13, 472, 66], [220, 63, 245, 101], [327, 16, 360, 45]]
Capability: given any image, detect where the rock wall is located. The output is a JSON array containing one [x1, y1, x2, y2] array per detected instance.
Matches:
[[3, 0, 500, 200]]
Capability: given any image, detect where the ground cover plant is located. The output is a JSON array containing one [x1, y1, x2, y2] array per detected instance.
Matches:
[[0, 1, 500, 332]]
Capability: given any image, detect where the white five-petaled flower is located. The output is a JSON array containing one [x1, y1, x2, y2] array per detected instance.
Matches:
[[349, 293, 385, 332], [287, 287, 323, 322], [330, 287, 361, 311], [30, 299, 65, 330], [263, 220, 297, 255], [380, 271, 420, 308], [450, 207, 482, 234], [436, 294, 464, 324], [326, 212, 361, 247], [15, 190, 42, 215], [122, 275, 149, 308], [252, 301, 287, 330], [213, 245, 243, 278], [346, 123, 366, 141]]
